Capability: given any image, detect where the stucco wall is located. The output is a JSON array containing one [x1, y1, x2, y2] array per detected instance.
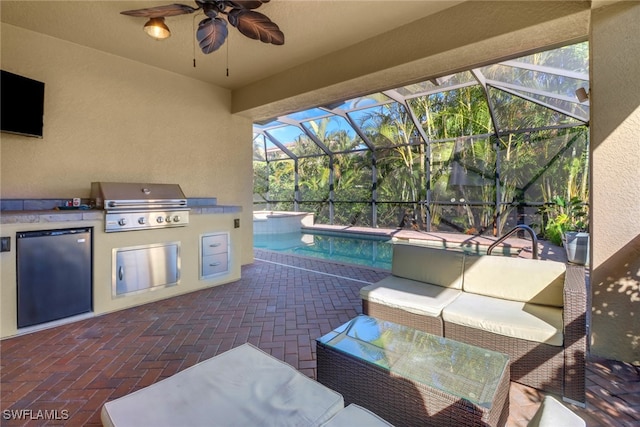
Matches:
[[0, 24, 254, 266], [590, 2, 640, 364]]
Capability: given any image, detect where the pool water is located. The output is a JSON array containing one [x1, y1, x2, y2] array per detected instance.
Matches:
[[254, 232, 393, 270], [254, 231, 517, 271]]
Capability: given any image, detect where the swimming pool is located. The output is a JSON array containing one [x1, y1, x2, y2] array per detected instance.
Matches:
[[254, 230, 518, 271], [253, 231, 394, 270]]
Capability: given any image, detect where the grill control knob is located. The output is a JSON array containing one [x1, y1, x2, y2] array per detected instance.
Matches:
[[165, 216, 172, 223], [138, 217, 146, 225], [118, 218, 127, 226], [173, 215, 181, 223], [156, 216, 164, 224]]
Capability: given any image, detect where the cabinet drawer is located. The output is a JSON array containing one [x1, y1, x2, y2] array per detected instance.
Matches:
[[202, 234, 228, 256], [202, 253, 228, 277]]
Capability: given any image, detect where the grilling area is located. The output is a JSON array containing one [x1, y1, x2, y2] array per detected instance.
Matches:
[[91, 182, 190, 233], [0, 182, 243, 340]]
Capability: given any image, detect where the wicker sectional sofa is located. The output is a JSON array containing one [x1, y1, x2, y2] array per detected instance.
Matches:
[[360, 243, 587, 404]]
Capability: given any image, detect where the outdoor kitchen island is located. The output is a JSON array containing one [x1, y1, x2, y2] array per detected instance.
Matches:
[[0, 198, 242, 339]]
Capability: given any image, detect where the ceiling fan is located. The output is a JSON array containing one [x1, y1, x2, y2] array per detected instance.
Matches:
[[121, 0, 284, 54]]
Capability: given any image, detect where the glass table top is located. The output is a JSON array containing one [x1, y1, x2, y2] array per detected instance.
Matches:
[[317, 315, 510, 408]]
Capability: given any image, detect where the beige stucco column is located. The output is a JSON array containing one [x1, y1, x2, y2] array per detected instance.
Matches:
[[590, 1, 640, 365]]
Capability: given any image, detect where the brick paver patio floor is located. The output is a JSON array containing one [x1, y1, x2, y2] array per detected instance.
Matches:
[[1, 249, 638, 426]]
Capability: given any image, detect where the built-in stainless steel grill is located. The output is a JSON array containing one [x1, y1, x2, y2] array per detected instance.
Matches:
[[91, 182, 190, 232]]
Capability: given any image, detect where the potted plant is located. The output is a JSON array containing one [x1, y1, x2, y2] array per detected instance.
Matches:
[[537, 196, 589, 265]]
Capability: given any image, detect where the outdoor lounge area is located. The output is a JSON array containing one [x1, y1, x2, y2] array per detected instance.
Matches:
[[1, 250, 639, 426], [1, 1, 639, 426]]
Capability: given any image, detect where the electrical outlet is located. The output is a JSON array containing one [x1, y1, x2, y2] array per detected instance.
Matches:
[[1, 236, 10, 252], [234, 219, 240, 229]]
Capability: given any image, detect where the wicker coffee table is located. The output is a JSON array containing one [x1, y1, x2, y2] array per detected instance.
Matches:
[[316, 315, 510, 427]]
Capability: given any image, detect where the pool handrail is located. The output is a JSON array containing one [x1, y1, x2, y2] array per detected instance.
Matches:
[[487, 224, 538, 259]]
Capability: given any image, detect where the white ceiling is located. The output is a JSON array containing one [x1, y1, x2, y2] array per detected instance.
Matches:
[[1, 1, 465, 90]]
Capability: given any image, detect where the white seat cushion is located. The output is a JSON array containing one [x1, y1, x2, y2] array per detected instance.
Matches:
[[101, 343, 344, 427], [322, 404, 394, 426], [528, 396, 586, 427], [442, 293, 564, 346], [360, 276, 462, 317]]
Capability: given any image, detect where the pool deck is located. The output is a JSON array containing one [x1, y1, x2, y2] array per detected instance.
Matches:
[[303, 224, 569, 263], [1, 251, 634, 426]]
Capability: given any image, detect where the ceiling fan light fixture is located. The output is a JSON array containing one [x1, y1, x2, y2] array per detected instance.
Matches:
[[122, 1, 284, 54], [144, 17, 171, 40]]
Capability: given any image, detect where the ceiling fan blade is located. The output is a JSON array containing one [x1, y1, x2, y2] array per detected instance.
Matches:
[[227, 9, 284, 45], [196, 17, 229, 54], [121, 4, 199, 18], [226, 0, 270, 10]]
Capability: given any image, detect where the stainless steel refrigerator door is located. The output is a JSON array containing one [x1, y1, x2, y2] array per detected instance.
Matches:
[[17, 228, 93, 328]]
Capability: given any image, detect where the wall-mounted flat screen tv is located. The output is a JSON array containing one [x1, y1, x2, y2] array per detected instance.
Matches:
[[1, 70, 45, 138]]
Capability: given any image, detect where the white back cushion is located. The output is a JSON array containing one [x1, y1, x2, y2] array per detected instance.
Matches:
[[463, 255, 566, 307], [392, 244, 465, 289]]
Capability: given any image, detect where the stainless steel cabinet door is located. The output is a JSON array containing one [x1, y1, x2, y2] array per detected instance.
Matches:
[[114, 243, 179, 296]]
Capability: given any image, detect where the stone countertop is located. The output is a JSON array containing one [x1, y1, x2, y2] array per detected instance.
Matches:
[[0, 204, 242, 225], [0, 209, 104, 224], [189, 205, 242, 215]]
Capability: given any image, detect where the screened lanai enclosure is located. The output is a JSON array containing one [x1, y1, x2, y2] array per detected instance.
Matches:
[[253, 42, 589, 238]]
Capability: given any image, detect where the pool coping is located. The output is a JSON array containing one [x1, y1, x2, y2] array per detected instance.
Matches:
[[301, 225, 568, 262]]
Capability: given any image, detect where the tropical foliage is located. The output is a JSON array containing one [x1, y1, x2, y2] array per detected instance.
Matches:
[[253, 42, 590, 240], [535, 196, 589, 246]]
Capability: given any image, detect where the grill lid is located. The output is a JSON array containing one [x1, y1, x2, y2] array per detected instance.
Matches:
[[91, 182, 187, 210]]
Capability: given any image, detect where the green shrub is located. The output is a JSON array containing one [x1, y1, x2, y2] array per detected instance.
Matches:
[[537, 196, 588, 246]]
